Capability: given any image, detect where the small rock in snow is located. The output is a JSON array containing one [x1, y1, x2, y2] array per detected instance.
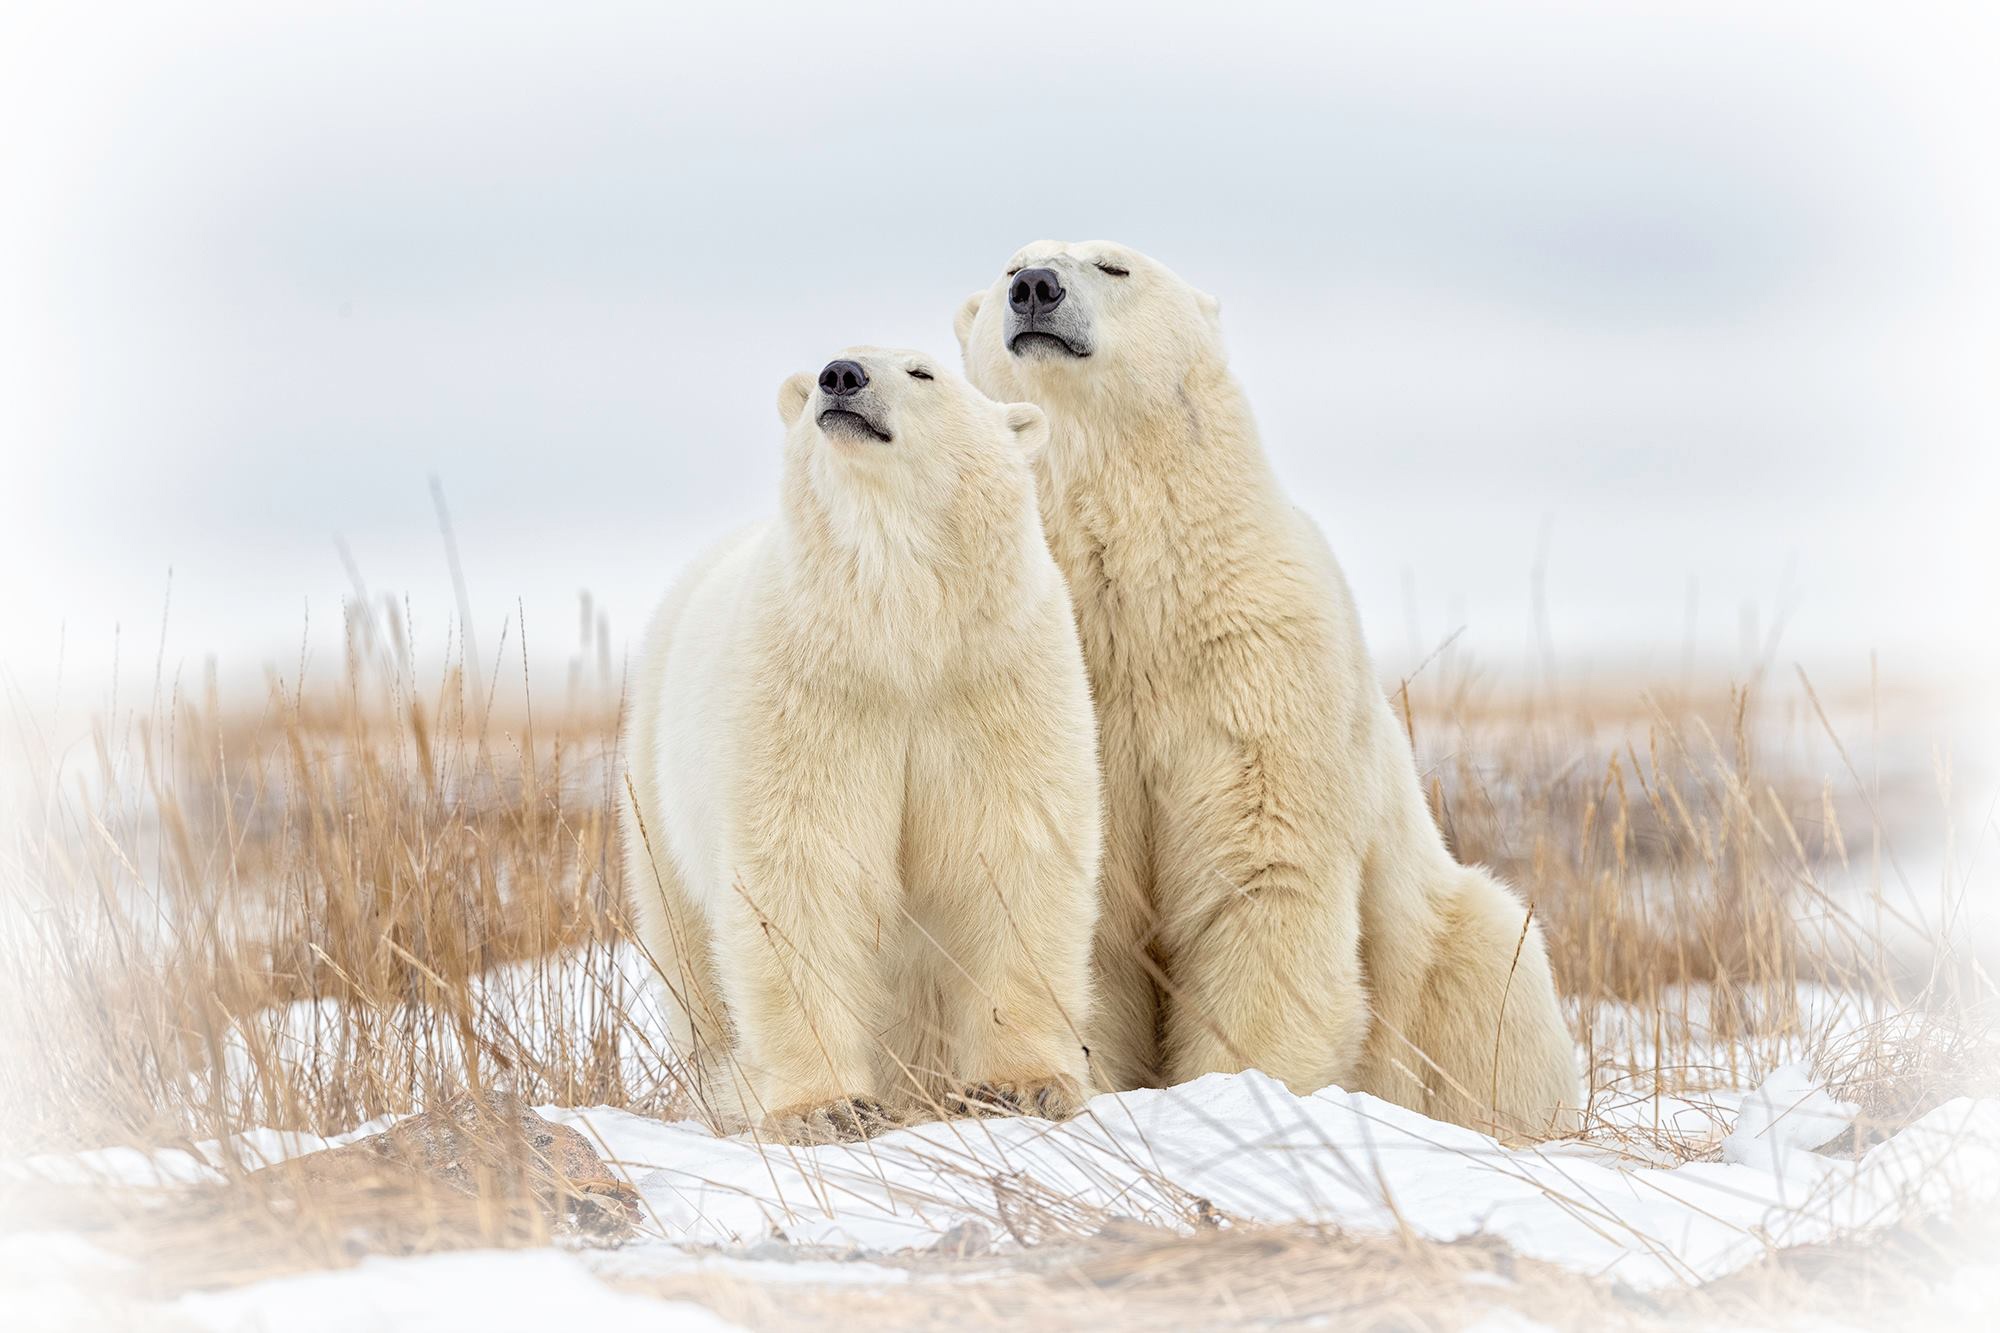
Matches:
[[930, 1219, 994, 1258], [740, 1236, 796, 1262]]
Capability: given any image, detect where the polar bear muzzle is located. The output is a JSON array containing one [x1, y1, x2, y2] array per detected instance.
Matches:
[[814, 359, 893, 443], [1006, 266, 1093, 359]]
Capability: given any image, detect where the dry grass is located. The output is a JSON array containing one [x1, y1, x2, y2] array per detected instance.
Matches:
[[602, 1212, 2000, 1333], [1398, 659, 1994, 1153], [1, 609, 1994, 1326], [3, 627, 673, 1148]]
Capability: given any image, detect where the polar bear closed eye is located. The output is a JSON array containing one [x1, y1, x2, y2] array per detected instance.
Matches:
[[621, 347, 1101, 1143], [957, 244, 1580, 1140]]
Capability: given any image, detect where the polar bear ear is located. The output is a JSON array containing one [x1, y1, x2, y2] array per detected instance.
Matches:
[[1197, 289, 1222, 327], [1001, 401, 1047, 459], [776, 371, 813, 427], [953, 290, 985, 353]]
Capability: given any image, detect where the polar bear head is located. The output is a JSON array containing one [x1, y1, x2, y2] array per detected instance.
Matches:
[[774, 345, 1048, 552], [954, 241, 1223, 412]]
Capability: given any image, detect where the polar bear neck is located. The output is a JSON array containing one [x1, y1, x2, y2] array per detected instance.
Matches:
[[773, 451, 1053, 691], [1034, 359, 1285, 545], [1022, 353, 1319, 675]]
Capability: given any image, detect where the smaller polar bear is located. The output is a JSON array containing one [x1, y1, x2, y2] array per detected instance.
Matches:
[[621, 348, 1102, 1143], [957, 243, 1580, 1139]]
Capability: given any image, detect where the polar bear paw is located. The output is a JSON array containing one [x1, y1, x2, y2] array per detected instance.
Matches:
[[949, 1075, 1089, 1122], [764, 1095, 900, 1145]]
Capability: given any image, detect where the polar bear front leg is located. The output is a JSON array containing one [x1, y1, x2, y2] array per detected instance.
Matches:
[[1086, 755, 1167, 1093], [904, 705, 1101, 1120], [712, 715, 906, 1142], [1151, 727, 1372, 1095]]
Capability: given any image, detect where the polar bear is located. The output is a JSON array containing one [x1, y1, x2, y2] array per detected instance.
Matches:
[[620, 348, 1102, 1143], [955, 244, 1580, 1138]]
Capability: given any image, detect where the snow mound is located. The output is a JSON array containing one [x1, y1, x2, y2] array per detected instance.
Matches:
[[10, 1070, 1998, 1328], [1721, 1062, 1861, 1166], [549, 1072, 1996, 1291]]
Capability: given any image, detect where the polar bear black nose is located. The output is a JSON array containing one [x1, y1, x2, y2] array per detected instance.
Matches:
[[819, 360, 868, 397], [1009, 267, 1065, 314]]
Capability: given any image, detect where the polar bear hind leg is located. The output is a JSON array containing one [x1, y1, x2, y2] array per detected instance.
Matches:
[[1400, 867, 1581, 1140]]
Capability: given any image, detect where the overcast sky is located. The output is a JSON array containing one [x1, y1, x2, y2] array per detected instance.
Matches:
[[2, 0, 1995, 706]]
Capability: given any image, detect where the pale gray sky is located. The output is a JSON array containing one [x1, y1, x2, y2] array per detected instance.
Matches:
[[3, 0, 1995, 703]]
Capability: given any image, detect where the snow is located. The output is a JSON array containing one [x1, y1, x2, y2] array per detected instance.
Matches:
[[534, 1073, 1998, 1292], [0, 1232, 143, 1333], [171, 1249, 745, 1333], [4, 1116, 405, 1190], [1721, 1062, 1862, 1166], [8, 1070, 1998, 1331]]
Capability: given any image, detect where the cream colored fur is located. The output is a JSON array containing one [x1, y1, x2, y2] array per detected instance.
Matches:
[[956, 245, 1580, 1138], [621, 347, 1102, 1142]]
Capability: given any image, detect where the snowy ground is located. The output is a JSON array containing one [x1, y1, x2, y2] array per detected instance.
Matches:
[[6, 1062, 1998, 1332], [7, 939, 1997, 1330]]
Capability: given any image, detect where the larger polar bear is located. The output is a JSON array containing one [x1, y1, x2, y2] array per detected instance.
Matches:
[[621, 348, 1102, 1143], [956, 243, 1580, 1138]]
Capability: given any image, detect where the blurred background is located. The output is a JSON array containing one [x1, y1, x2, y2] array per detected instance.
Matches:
[[2, 0, 1995, 709]]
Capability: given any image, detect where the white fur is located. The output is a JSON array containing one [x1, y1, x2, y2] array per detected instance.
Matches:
[[621, 348, 1102, 1139], [957, 244, 1580, 1138]]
